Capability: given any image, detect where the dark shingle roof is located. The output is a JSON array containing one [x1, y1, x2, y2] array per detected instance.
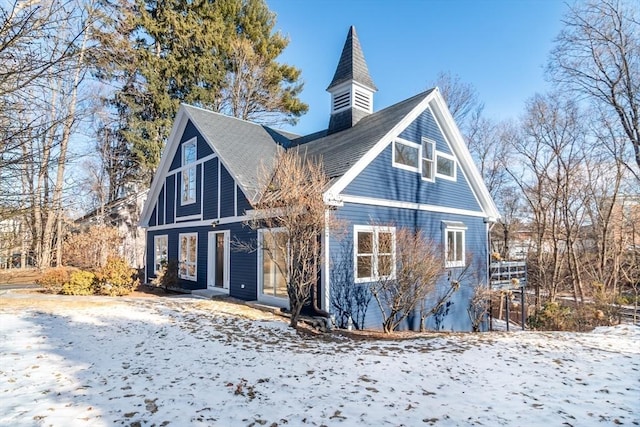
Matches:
[[327, 26, 377, 91], [182, 105, 286, 203], [299, 90, 433, 179]]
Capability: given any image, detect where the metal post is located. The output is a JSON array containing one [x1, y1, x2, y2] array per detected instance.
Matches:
[[521, 286, 526, 330], [505, 293, 510, 332]]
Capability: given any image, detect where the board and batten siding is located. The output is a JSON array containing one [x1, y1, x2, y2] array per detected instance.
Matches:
[[146, 222, 258, 298], [328, 201, 489, 332]]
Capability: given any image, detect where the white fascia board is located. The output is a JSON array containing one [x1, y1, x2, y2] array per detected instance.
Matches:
[[429, 90, 501, 220], [341, 195, 489, 218], [140, 105, 191, 227], [145, 215, 249, 232], [325, 91, 436, 199]]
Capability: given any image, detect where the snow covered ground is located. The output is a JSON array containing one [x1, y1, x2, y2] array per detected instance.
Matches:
[[0, 292, 638, 427]]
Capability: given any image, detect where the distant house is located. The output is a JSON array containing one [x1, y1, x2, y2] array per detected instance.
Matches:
[[75, 190, 147, 269], [139, 27, 500, 331]]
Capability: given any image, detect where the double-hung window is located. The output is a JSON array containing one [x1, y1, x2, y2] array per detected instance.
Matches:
[[154, 235, 168, 274], [181, 139, 197, 205], [354, 225, 395, 282], [179, 232, 197, 280], [421, 137, 435, 181], [443, 221, 466, 268]]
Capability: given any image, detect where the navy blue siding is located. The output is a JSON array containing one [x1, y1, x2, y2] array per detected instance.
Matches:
[[328, 202, 488, 332], [220, 167, 235, 218], [344, 108, 481, 212], [157, 187, 165, 226], [169, 120, 211, 171], [399, 107, 452, 155], [146, 222, 258, 298], [149, 206, 157, 227], [203, 158, 219, 220], [175, 164, 202, 218], [236, 186, 252, 215], [165, 176, 175, 223]]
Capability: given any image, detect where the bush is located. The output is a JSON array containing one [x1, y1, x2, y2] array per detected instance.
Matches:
[[528, 301, 572, 330], [61, 270, 96, 295], [36, 267, 74, 294], [151, 259, 178, 291], [62, 225, 122, 270], [94, 257, 138, 296]]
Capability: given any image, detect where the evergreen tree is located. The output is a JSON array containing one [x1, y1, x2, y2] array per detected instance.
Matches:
[[95, 0, 307, 184]]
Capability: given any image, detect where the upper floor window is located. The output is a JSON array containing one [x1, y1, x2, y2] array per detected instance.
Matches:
[[393, 138, 420, 172], [436, 152, 456, 180], [421, 137, 435, 181], [443, 221, 466, 268], [181, 139, 197, 205], [354, 225, 395, 283]]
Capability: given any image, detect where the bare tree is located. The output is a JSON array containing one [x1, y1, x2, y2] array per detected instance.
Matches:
[[244, 149, 329, 328], [548, 0, 640, 180], [369, 227, 446, 334]]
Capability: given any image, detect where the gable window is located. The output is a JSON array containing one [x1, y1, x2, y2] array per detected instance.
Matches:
[[179, 232, 197, 280], [154, 235, 168, 274], [393, 138, 420, 171], [443, 221, 466, 268], [181, 139, 197, 205], [421, 137, 435, 181], [436, 152, 456, 180], [354, 225, 395, 282]]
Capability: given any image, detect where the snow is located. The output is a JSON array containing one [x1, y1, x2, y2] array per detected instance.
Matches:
[[1, 293, 638, 426]]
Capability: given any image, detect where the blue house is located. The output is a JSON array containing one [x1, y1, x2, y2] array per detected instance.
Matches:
[[139, 26, 500, 331]]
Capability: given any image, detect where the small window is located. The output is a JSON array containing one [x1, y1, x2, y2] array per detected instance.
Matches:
[[354, 226, 396, 282], [179, 232, 197, 280], [393, 139, 420, 171], [436, 152, 456, 180], [421, 138, 435, 181], [154, 235, 168, 274], [181, 139, 197, 205], [443, 222, 466, 268]]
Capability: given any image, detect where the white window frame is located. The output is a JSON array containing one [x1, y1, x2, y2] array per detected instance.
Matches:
[[392, 138, 421, 172], [207, 230, 230, 291], [181, 138, 197, 206], [443, 222, 466, 268], [421, 137, 436, 182], [436, 151, 457, 181], [178, 232, 198, 281], [257, 228, 289, 307], [153, 235, 168, 274], [354, 225, 396, 283]]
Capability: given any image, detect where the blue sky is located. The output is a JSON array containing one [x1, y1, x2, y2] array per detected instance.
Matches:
[[266, 0, 569, 135]]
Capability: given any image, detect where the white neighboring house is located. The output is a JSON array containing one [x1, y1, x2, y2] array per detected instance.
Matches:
[[74, 190, 148, 269]]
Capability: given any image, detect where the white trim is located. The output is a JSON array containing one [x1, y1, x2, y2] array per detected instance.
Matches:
[[392, 137, 421, 172], [443, 223, 466, 268], [435, 150, 457, 181], [234, 183, 238, 217], [257, 228, 289, 308], [217, 159, 221, 219], [207, 230, 230, 292], [340, 195, 488, 218], [322, 210, 331, 312], [154, 201, 158, 226], [421, 137, 436, 182], [353, 225, 396, 283], [180, 138, 197, 206], [327, 91, 436, 197], [178, 232, 198, 281], [175, 214, 202, 222], [153, 235, 168, 274], [146, 215, 249, 232]]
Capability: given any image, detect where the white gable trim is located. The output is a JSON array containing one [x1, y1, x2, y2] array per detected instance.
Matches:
[[140, 106, 191, 227], [325, 91, 437, 200], [324, 89, 500, 221]]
